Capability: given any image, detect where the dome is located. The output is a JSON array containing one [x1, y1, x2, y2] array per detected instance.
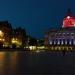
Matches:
[[62, 9, 75, 28], [62, 16, 75, 28]]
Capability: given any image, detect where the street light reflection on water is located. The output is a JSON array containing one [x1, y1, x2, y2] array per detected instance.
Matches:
[[0, 50, 45, 75], [1, 50, 75, 75], [0, 51, 42, 75], [0, 51, 18, 75]]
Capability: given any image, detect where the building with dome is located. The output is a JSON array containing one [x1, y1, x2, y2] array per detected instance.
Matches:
[[45, 9, 75, 51]]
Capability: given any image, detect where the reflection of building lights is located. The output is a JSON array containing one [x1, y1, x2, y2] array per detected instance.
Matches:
[[0, 52, 5, 62], [36, 50, 40, 53]]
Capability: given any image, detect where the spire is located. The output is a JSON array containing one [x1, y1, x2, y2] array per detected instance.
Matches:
[[67, 8, 72, 16], [66, 0, 72, 16]]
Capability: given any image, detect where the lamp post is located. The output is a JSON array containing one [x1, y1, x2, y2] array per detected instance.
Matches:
[[37, 40, 39, 50], [25, 36, 30, 49]]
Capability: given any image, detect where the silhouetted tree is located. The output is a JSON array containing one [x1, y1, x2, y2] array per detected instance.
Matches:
[[39, 39, 44, 46], [29, 37, 37, 46]]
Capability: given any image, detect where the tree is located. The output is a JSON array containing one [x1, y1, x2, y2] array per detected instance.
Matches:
[[29, 37, 37, 46]]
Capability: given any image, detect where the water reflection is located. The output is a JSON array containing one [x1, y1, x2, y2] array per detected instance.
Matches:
[[0, 51, 18, 75], [0, 52, 5, 75], [0, 51, 75, 75]]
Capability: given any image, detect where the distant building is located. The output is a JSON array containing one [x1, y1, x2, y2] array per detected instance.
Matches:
[[11, 27, 26, 47], [45, 9, 75, 51], [0, 21, 27, 48], [0, 21, 12, 47]]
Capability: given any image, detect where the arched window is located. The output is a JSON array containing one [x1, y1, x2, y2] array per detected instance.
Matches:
[[49, 40, 52, 45], [73, 40, 75, 45], [57, 40, 60, 45], [69, 40, 72, 45]]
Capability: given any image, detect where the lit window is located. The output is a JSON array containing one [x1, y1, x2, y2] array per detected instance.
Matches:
[[71, 33, 74, 35], [65, 41, 67, 45], [54, 41, 56, 45], [63, 33, 65, 35], [69, 40, 72, 45], [67, 33, 69, 34], [73, 40, 75, 45], [11, 38, 22, 46], [57, 40, 60, 45], [61, 41, 63, 45], [49, 41, 52, 45]]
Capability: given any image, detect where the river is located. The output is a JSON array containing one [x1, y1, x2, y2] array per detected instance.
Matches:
[[0, 51, 75, 75]]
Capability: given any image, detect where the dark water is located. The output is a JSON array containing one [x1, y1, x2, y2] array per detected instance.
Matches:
[[0, 51, 75, 75]]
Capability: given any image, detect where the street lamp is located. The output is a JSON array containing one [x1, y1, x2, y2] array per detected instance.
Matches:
[[0, 30, 4, 37]]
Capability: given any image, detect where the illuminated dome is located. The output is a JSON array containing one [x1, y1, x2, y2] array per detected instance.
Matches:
[[62, 9, 75, 28]]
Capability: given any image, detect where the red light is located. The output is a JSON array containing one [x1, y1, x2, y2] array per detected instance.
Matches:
[[62, 16, 75, 28]]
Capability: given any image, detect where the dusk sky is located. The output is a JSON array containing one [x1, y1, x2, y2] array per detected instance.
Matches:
[[0, 0, 75, 38]]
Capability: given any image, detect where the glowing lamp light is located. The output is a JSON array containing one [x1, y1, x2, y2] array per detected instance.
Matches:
[[67, 16, 70, 19], [0, 30, 4, 37], [11, 38, 22, 46]]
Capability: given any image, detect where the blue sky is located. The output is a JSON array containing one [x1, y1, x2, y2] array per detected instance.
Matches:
[[0, 0, 75, 38]]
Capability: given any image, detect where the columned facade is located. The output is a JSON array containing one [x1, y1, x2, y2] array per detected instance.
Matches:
[[45, 9, 75, 51]]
